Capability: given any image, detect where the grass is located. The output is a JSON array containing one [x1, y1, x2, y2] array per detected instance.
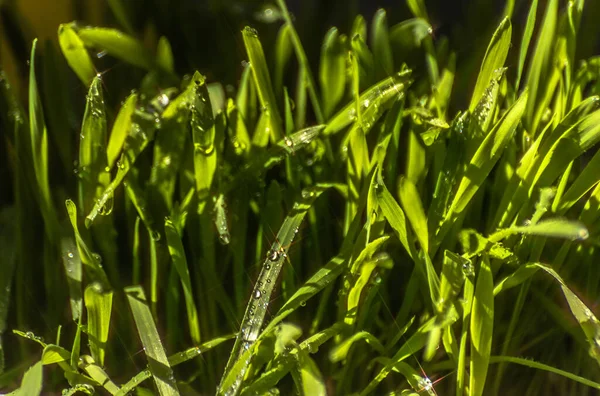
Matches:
[[2, 0, 600, 394]]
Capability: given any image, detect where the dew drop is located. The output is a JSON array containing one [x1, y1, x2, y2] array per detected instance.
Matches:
[[68, 252, 74, 259], [284, 136, 294, 148], [268, 249, 280, 262], [254, 290, 262, 299]]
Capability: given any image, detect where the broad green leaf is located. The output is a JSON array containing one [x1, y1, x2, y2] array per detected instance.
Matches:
[[125, 286, 178, 396], [242, 26, 283, 142], [84, 283, 113, 367], [320, 28, 347, 119], [107, 92, 137, 169], [398, 177, 429, 253], [77, 26, 153, 70], [57, 23, 95, 86], [164, 219, 201, 344], [469, 17, 511, 111], [10, 361, 43, 396], [470, 255, 494, 396]]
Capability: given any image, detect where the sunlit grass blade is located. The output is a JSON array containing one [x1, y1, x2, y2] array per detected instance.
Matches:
[[57, 23, 96, 86], [371, 9, 394, 80], [469, 17, 511, 112], [470, 255, 494, 396], [156, 36, 174, 73], [78, 75, 109, 214], [274, 24, 292, 95], [164, 218, 201, 345], [398, 176, 429, 253], [329, 331, 385, 362], [242, 26, 283, 142], [489, 218, 589, 242], [78, 355, 120, 394], [76, 26, 153, 70], [324, 70, 412, 135], [125, 286, 179, 396], [84, 283, 113, 367], [218, 185, 331, 396], [107, 92, 137, 169]]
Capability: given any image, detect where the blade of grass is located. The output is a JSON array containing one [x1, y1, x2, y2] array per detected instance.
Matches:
[[125, 286, 179, 396], [84, 283, 113, 367], [57, 23, 96, 86]]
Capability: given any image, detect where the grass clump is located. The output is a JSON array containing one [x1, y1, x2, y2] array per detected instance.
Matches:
[[1, 0, 600, 394]]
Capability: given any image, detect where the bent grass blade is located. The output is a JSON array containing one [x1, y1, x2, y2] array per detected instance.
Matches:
[[218, 185, 331, 396]]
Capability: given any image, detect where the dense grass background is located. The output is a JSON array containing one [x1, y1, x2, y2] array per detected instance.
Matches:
[[2, 0, 600, 395]]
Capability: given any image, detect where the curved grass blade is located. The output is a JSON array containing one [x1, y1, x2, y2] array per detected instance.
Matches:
[[65, 200, 109, 287], [76, 26, 153, 70], [156, 36, 174, 73], [57, 23, 95, 86], [164, 219, 201, 344], [489, 218, 589, 242], [329, 331, 385, 362], [77, 355, 120, 394], [345, 237, 390, 325], [124, 286, 178, 396], [389, 18, 431, 50], [218, 185, 331, 396], [86, 110, 156, 226], [371, 9, 394, 80], [242, 26, 283, 142], [493, 263, 538, 296], [488, 355, 600, 390], [84, 283, 113, 367], [470, 255, 494, 396], [324, 70, 412, 135], [469, 17, 511, 111], [107, 92, 137, 169], [320, 28, 347, 119]]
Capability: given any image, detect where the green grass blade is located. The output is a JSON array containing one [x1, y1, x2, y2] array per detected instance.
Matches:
[[398, 176, 429, 253], [515, 0, 538, 91], [218, 185, 331, 396], [65, 200, 109, 286], [107, 92, 137, 169], [440, 90, 528, 243], [78, 75, 109, 214], [469, 17, 511, 112], [524, 0, 558, 135], [469, 255, 494, 396], [274, 24, 292, 95], [371, 9, 394, 80], [156, 36, 174, 73], [57, 23, 96, 86], [164, 219, 201, 344], [329, 331, 385, 362], [324, 70, 411, 136], [490, 218, 589, 242], [275, 0, 324, 123], [320, 28, 347, 119], [389, 18, 431, 51], [242, 26, 283, 142], [125, 286, 179, 396], [76, 26, 153, 70], [84, 283, 113, 367], [488, 356, 600, 390]]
